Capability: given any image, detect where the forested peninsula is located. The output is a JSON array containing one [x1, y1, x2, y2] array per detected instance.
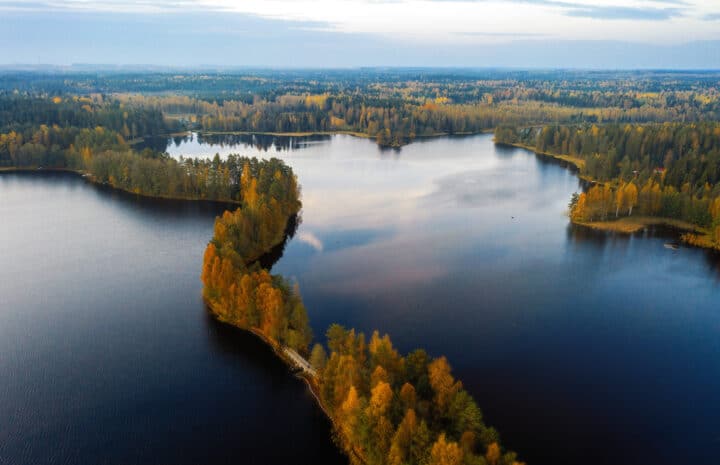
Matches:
[[1, 90, 523, 465], [200, 162, 523, 465], [494, 124, 720, 252]]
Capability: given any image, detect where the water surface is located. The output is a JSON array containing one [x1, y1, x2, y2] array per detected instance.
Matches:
[[4, 133, 720, 465], [0, 171, 344, 465], [164, 132, 720, 465]]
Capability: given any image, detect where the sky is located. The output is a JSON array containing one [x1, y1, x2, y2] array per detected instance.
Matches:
[[1, 0, 720, 68]]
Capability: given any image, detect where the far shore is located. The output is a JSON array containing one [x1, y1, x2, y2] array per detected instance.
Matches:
[[494, 140, 590, 177], [135, 128, 496, 147]]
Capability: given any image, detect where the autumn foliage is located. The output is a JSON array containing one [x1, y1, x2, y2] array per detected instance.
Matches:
[[499, 123, 720, 249], [200, 158, 310, 353], [312, 326, 522, 465]]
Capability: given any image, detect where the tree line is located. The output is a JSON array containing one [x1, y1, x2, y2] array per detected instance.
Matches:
[[0, 93, 171, 169], [496, 123, 720, 248], [118, 73, 719, 148], [0, 94, 169, 140]]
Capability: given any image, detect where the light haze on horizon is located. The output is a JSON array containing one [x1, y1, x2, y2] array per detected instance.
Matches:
[[1, 0, 720, 68]]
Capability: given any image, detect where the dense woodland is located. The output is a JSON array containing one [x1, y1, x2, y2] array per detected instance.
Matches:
[[312, 326, 520, 465], [2, 69, 718, 149], [0, 94, 267, 202], [2, 68, 719, 246], [119, 78, 720, 147], [4, 68, 714, 147], [495, 123, 720, 247]]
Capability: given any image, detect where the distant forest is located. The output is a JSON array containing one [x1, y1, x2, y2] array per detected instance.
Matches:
[[1, 69, 718, 148], [1, 69, 719, 247]]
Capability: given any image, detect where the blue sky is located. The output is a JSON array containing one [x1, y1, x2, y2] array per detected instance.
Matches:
[[1, 0, 720, 68]]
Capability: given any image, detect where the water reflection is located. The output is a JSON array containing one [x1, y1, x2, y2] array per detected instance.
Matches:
[[0, 170, 233, 220], [255, 213, 299, 270], [571, 222, 720, 274], [137, 132, 333, 157], [0, 170, 345, 465]]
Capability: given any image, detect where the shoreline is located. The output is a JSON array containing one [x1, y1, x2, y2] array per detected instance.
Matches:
[[573, 216, 719, 252], [494, 141, 589, 175], [146, 128, 495, 148], [0, 166, 241, 205], [205, 299, 367, 464], [574, 216, 703, 235], [197, 129, 373, 139], [497, 141, 720, 253]]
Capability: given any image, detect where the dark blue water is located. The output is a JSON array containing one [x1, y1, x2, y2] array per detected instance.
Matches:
[[0, 172, 344, 465], [4, 133, 720, 465]]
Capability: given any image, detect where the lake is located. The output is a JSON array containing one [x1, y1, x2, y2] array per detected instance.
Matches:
[[3, 132, 720, 465], [0, 172, 344, 465]]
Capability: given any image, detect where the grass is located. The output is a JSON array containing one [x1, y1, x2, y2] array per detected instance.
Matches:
[[574, 216, 720, 252], [575, 216, 702, 234]]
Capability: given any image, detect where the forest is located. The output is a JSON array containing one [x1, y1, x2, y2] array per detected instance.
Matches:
[[494, 123, 720, 249], [2, 72, 719, 243], [200, 159, 312, 352], [2, 68, 718, 148], [0, 94, 265, 202], [312, 326, 519, 465], [116, 72, 720, 147]]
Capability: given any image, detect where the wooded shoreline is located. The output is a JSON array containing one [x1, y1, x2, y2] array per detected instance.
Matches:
[[495, 140, 720, 253], [143, 128, 496, 149], [0, 166, 243, 205], [205, 298, 365, 462]]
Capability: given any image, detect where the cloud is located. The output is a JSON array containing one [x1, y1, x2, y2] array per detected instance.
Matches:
[[0, 0, 211, 12], [502, 0, 685, 21], [411, 0, 686, 21], [458, 31, 548, 38], [563, 5, 683, 20], [0, 1, 51, 10], [0, 0, 717, 65], [0, 0, 690, 22], [297, 232, 324, 252]]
